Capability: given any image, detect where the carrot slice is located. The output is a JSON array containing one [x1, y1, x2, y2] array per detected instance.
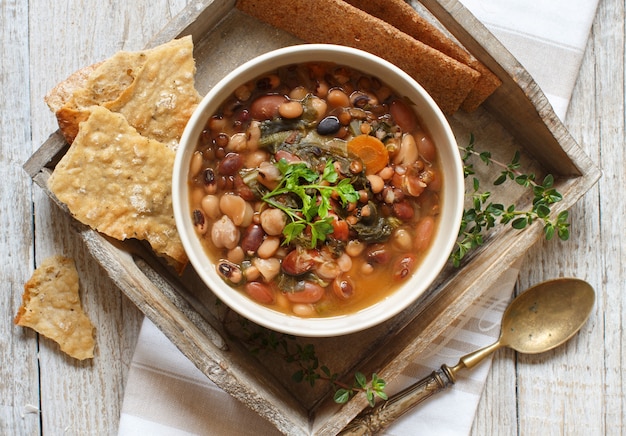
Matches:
[[347, 134, 389, 175]]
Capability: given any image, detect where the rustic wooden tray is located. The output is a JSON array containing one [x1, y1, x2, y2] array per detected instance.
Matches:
[[24, 0, 601, 434]]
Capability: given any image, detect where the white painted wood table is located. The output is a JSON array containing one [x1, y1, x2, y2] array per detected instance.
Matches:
[[2, 0, 623, 434]]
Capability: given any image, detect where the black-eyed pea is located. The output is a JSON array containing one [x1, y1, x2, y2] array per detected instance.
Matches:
[[216, 260, 245, 286], [257, 74, 280, 90], [366, 174, 385, 194], [192, 209, 209, 235], [278, 101, 304, 119]]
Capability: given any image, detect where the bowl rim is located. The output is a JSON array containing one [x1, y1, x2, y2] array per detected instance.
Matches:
[[173, 43, 464, 337]]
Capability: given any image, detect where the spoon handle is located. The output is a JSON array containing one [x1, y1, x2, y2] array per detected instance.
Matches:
[[339, 365, 455, 435]]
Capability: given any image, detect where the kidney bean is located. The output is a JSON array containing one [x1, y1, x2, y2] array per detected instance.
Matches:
[[393, 255, 416, 281], [366, 244, 390, 264], [285, 281, 325, 304], [245, 282, 275, 304], [330, 217, 349, 241], [241, 224, 265, 255], [416, 132, 437, 162], [281, 249, 315, 276], [217, 152, 243, 176], [250, 94, 287, 120], [393, 200, 415, 220], [414, 216, 435, 252], [333, 275, 355, 300], [390, 99, 417, 132]]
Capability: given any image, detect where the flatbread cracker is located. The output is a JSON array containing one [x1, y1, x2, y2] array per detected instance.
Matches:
[[343, 0, 501, 111], [236, 0, 480, 114], [47, 36, 200, 148], [47, 105, 187, 267], [15, 256, 95, 360]]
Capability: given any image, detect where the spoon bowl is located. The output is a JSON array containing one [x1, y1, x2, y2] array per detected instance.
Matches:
[[341, 277, 596, 435]]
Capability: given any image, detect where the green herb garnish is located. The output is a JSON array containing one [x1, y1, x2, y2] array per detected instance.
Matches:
[[453, 134, 570, 266], [262, 159, 359, 247]]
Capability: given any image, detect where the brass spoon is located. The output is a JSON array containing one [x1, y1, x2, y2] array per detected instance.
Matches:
[[340, 277, 595, 435]]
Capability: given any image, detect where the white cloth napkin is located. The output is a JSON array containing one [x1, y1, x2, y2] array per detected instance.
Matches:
[[119, 1, 598, 434]]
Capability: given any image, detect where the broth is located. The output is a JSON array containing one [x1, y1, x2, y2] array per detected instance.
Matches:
[[188, 62, 442, 317]]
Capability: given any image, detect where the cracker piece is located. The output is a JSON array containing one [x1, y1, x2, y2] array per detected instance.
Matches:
[[343, 0, 501, 111], [15, 256, 95, 360], [49, 36, 200, 148], [47, 106, 188, 267], [236, 0, 480, 114]]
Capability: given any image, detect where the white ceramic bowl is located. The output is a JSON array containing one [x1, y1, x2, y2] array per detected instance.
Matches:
[[173, 44, 463, 337]]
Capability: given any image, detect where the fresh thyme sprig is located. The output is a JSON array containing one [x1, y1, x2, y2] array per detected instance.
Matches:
[[453, 134, 570, 267], [233, 320, 387, 407]]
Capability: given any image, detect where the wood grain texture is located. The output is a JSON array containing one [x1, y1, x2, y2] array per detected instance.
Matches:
[[2, 0, 622, 435], [472, 0, 625, 434]]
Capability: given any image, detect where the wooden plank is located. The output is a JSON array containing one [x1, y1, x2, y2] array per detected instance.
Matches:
[[19, 0, 605, 435], [1, 0, 40, 434], [25, 1, 191, 434]]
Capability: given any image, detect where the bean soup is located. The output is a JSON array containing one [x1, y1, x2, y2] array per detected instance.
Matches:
[[188, 62, 442, 317]]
